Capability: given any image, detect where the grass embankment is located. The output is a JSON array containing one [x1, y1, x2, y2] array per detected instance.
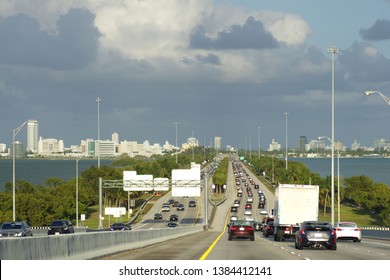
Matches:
[[318, 204, 380, 227], [81, 193, 164, 229]]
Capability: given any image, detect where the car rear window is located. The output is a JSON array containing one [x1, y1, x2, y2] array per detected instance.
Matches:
[[339, 222, 356, 227], [304, 223, 331, 231]]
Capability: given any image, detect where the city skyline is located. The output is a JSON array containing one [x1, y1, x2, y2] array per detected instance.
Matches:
[[0, 1, 390, 149], [2, 120, 389, 156]]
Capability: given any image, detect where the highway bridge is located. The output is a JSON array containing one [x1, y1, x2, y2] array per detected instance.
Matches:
[[1, 156, 389, 261]]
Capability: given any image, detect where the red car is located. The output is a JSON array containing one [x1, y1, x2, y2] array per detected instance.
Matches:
[[228, 220, 255, 241]]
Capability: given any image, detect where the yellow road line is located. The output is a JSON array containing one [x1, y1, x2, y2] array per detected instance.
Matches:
[[199, 209, 230, 260]]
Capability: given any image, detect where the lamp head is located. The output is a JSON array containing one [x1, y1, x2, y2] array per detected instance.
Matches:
[[365, 91, 376, 96]]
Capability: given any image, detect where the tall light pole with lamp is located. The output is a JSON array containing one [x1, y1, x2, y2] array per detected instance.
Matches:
[[327, 46, 339, 225], [257, 126, 261, 160], [12, 121, 28, 221], [76, 155, 81, 227], [319, 136, 341, 223]]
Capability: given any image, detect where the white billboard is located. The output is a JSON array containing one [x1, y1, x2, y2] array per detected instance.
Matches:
[[171, 163, 201, 197], [123, 171, 154, 191]]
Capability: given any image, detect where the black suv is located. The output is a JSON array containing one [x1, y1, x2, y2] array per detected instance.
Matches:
[[48, 220, 74, 235]]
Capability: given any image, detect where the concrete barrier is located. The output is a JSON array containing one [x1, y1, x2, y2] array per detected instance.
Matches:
[[0, 225, 204, 260]]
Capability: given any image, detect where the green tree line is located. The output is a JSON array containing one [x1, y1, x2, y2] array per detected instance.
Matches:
[[0, 148, 216, 226]]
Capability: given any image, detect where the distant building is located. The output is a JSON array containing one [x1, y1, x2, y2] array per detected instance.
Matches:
[[0, 143, 6, 153], [12, 141, 25, 158], [214, 136, 222, 151], [37, 137, 64, 155], [182, 137, 199, 150], [298, 136, 307, 151], [351, 140, 361, 151], [27, 119, 39, 153], [268, 139, 281, 151]]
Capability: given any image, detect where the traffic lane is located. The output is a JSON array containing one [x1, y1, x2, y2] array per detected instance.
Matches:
[[205, 231, 298, 260], [260, 235, 390, 260], [101, 230, 221, 260], [133, 197, 200, 230]]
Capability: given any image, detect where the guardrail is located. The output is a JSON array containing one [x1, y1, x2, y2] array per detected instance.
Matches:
[[0, 225, 205, 260]]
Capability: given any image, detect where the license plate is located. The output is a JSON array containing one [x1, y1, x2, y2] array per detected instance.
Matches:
[[315, 233, 322, 237], [239, 227, 245, 230]]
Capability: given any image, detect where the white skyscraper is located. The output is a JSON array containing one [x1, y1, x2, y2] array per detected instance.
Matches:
[[27, 119, 39, 153], [214, 136, 222, 151]]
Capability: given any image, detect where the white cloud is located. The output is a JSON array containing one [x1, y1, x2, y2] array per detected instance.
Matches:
[[254, 11, 311, 45]]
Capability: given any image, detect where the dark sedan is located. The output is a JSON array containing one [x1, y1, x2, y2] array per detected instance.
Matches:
[[167, 222, 178, 228], [0, 221, 33, 237], [295, 221, 337, 250], [228, 220, 254, 241], [47, 220, 74, 235], [110, 223, 132, 231]]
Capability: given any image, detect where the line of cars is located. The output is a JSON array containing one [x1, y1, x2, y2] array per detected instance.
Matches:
[[155, 198, 198, 228], [260, 219, 362, 250]]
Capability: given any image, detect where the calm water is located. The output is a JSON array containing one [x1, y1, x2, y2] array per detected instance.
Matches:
[[1, 157, 389, 191], [290, 157, 390, 186], [0, 159, 113, 191]]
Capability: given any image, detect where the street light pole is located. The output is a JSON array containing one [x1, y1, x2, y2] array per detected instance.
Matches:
[[257, 126, 261, 160], [96, 97, 102, 169], [319, 136, 341, 223], [12, 121, 28, 221], [76, 155, 81, 227], [327, 46, 338, 226], [284, 112, 289, 170]]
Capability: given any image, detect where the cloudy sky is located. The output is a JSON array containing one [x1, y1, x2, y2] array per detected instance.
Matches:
[[1, 0, 390, 150]]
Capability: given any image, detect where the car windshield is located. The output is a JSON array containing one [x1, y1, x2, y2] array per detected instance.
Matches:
[[2, 223, 23, 229], [112, 223, 124, 227], [51, 221, 67, 226]]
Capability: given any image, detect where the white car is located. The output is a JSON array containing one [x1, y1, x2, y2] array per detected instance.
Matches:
[[259, 209, 268, 215], [246, 197, 253, 203], [245, 216, 254, 221], [334, 222, 362, 242], [230, 216, 238, 221], [244, 210, 252, 216]]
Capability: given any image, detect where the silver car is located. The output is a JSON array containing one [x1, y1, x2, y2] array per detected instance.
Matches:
[[0, 221, 33, 237]]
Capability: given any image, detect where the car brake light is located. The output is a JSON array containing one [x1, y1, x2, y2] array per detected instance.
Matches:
[[331, 230, 336, 236], [354, 228, 360, 231], [299, 229, 305, 235], [230, 226, 237, 230], [335, 228, 342, 231], [248, 227, 253, 231]]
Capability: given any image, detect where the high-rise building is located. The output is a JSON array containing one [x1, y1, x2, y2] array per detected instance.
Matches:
[[214, 136, 222, 151], [27, 119, 39, 153], [298, 136, 307, 151]]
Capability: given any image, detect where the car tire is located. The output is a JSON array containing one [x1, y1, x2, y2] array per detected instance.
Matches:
[[251, 237, 255, 241], [353, 239, 361, 243], [228, 235, 232, 241], [296, 240, 303, 250], [329, 245, 337, 250]]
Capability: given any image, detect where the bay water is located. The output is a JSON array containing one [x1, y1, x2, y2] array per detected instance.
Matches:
[[1, 157, 389, 191], [0, 159, 113, 191]]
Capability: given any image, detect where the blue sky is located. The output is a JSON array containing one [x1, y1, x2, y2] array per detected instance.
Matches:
[[0, 0, 390, 150]]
